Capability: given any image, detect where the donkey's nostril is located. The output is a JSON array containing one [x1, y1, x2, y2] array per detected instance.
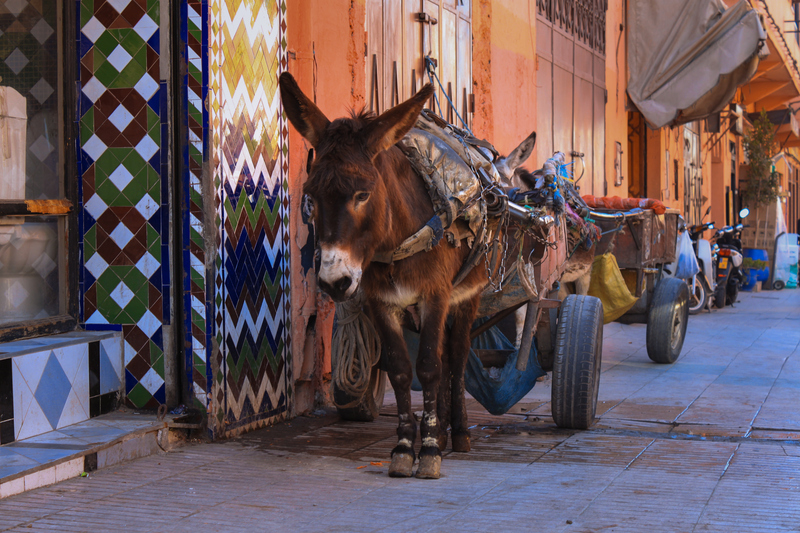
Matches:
[[334, 276, 352, 294]]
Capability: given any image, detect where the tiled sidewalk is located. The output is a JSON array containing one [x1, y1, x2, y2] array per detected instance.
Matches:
[[0, 289, 797, 531]]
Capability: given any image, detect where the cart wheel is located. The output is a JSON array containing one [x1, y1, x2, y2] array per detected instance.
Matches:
[[552, 295, 603, 430], [688, 276, 708, 315], [773, 280, 786, 291], [334, 365, 386, 422], [646, 277, 689, 364]]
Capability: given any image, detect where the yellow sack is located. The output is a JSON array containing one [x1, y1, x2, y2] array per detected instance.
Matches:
[[587, 253, 639, 323]]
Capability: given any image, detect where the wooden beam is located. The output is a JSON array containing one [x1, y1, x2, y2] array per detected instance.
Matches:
[[749, 59, 783, 81], [0, 199, 72, 217], [740, 80, 790, 105], [755, 92, 800, 112]]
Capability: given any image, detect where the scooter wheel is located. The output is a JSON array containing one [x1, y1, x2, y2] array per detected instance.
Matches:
[[773, 280, 786, 291]]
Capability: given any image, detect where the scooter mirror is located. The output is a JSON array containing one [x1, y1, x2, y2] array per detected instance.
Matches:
[[739, 207, 750, 219]]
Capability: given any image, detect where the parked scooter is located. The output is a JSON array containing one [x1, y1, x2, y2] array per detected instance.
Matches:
[[710, 207, 749, 307], [686, 214, 717, 314]]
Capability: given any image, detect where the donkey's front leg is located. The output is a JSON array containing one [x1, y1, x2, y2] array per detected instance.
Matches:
[[447, 297, 480, 452], [371, 305, 417, 477], [415, 295, 448, 479]]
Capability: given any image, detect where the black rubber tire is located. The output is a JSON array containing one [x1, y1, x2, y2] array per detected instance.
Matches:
[[551, 295, 603, 430], [646, 277, 689, 364], [688, 277, 708, 315], [773, 280, 786, 291], [713, 275, 727, 309], [726, 281, 739, 305], [334, 365, 386, 422]]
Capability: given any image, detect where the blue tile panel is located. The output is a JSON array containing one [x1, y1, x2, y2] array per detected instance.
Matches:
[[8, 334, 123, 441]]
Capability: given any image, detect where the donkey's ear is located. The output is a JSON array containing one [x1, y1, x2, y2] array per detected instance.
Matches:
[[495, 130, 537, 179], [279, 72, 330, 148], [365, 84, 434, 158]]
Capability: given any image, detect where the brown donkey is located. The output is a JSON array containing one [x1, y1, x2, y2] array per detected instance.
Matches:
[[280, 72, 510, 479]]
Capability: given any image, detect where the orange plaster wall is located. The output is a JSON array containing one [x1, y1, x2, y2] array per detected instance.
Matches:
[[285, 0, 366, 414], [472, 1, 538, 159]]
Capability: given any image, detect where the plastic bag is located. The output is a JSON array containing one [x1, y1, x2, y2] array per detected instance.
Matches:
[[674, 230, 700, 279]]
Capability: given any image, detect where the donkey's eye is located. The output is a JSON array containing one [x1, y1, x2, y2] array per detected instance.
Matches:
[[355, 192, 370, 203]]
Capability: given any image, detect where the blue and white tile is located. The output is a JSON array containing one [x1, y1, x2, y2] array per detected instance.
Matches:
[[53, 344, 86, 386], [100, 337, 123, 393], [57, 388, 89, 429], [12, 350, 49, 392], [33, 353, 71, 430], [14, 389, 52, 441]]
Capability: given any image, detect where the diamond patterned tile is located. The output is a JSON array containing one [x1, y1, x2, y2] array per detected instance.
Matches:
[[137, 309, 160, 338], [31, 18, 54, 44], [5, 0, 28, 17], [109, 223, 134, 249], [108, 0, 133, 14], [135, 134, 158, 160], [29, 135, 53, 162], [107, 164, 134, 191], [82, 16, 106, 43], [138, 367, 163, 395], [33, 353, 71, 429], [29, 77, 54, 104], [106, 45, 132, 72], [5, 48, 29, 75], [108, 104, 134, 131], [133, 14, 157, 41], [83, 76, 107, 102], [133, 73, 158, 99], [109, 281, 134, 309]]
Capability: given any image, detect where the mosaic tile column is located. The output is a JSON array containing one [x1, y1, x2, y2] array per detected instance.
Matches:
[[77, 0, 169, 409], [183, 0, 211, 410], [209, 0, 290, 435]]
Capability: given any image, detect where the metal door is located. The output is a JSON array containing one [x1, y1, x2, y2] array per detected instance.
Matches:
[[536, 0, 607, 195]]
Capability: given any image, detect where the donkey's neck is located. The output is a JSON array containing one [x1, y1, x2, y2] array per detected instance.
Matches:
[[375, 146, 435, 252]]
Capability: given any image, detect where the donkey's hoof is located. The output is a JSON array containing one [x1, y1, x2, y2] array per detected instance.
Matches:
[[437, 432, 448, 451], [415, 454, 442, 479], [388, 453, 415, 477], [452, 432, 471, 453]]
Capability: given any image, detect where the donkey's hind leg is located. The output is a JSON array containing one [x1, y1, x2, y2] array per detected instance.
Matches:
[[436, 334, 452, 452], [415, 295, 448, 479], [372, 306, 417, 477], [448, 296, 480, 453]]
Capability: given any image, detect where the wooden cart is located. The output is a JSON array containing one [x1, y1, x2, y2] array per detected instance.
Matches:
[[591, 207, 690, 364]]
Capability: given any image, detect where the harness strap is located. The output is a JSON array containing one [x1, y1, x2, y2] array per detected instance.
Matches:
[[372, 214, 446, 264]]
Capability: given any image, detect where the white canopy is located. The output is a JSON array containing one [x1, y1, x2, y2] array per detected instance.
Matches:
[[627, 0, 767, 128]]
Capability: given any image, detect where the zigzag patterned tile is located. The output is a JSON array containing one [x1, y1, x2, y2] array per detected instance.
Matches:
[[210, 0, 288, 436]]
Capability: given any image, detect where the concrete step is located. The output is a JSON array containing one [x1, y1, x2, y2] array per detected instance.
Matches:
[[0, 409, 185, 499]]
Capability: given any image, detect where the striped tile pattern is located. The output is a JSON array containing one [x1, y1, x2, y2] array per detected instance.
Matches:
[[78, 0, 169, 409], [209, 0, 290, 434]]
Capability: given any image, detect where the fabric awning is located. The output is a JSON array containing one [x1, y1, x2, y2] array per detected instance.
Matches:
[[627, 0, 767, 129]]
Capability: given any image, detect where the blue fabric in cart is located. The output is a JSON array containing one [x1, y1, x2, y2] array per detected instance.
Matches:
[[403, 322, 545, 415], [464, 322, 546, 415]]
